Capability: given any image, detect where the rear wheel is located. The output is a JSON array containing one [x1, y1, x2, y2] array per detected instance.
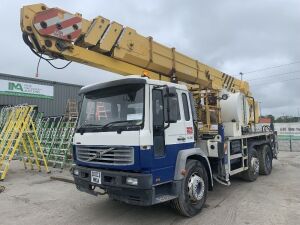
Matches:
[[242, 148, 259, 182], [258, 145, 272, 175], [171, 160, 208, 217]]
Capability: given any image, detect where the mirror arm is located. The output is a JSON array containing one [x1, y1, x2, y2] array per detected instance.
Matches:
[[164, 123, 170, 130], [164, 86, 171, 130]]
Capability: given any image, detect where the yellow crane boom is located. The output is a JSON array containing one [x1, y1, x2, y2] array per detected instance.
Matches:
[[20, 3, 250, 95], [20, 3, 260, 129]]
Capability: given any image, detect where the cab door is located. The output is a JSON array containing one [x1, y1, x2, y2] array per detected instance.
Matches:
[[150, 86, 187, 184], [164, 89, 187, 148]]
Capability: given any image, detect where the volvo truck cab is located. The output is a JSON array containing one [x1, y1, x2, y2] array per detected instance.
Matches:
[[73, 77, 212, 214]]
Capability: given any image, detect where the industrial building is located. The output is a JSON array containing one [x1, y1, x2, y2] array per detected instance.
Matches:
[[0, 73, 82, 116]]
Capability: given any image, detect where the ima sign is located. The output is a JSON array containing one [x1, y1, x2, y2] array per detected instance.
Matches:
[[0, 79, 54, 99], [9, 82, 23, 92]]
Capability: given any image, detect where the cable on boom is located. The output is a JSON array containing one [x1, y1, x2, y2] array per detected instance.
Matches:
[[22, 33, 72, 77]]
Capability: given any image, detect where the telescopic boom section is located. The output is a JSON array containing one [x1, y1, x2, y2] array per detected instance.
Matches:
[[20, 3, 250, 95]]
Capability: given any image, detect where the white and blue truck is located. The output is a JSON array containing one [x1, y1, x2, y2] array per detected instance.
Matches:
[[71, 76, 278, 217], [21, 3, 279, 217]]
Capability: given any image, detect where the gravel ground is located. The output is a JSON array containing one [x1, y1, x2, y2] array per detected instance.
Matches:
[[0, 151, 300, 225]]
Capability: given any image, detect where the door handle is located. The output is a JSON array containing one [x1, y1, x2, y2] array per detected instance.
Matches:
[[177, 137, 186, 141]]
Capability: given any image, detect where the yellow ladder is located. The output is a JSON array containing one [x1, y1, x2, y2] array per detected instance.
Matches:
[[65, 99, 78, 118], [0, 105, 49, 181]]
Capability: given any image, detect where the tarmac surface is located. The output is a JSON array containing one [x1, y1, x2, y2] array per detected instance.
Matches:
[[0, 151, 300, 225]]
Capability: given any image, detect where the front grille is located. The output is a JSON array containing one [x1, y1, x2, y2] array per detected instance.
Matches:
[[76, 146, 134, 165]]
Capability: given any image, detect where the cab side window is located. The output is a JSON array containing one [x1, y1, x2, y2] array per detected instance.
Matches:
[[182, 93, 190, 121], [175, 94, 181, 120]]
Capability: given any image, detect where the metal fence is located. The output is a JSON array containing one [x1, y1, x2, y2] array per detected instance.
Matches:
[[278, 136, 300, 152]]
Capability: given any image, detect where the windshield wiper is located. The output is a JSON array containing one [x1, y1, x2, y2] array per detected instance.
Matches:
[[101, 120, 131, 130], [77, 124, 103, 134], [77, 121, 141, 134], [101, 120, 142, 133]]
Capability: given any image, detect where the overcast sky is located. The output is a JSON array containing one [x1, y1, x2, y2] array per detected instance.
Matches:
[[1, 0, 299, 117]]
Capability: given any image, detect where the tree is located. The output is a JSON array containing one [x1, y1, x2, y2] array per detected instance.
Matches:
[[275, 116, 300, 123]]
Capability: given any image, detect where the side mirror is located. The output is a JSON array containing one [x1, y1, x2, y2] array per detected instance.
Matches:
[[163, 86, 177, 97], [163, 86, 178, 124], [164, 96, 178, 123]]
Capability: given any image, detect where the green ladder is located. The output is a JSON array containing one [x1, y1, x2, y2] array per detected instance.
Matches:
[[47, 116, 77, 169]]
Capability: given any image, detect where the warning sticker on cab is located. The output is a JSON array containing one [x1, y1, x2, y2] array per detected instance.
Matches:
[[186, 127, 193, 135]]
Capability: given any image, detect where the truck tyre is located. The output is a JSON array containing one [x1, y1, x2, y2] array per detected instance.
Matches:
[[242, 148, 259, 182], [171, 159, 208, 217], [258, 145, 272, 175]]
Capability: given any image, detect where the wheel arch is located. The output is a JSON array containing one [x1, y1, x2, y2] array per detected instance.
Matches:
[[174, 148, 213, 191]]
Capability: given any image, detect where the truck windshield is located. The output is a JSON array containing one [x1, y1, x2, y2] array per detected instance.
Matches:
[[77, 84, 144, 132]]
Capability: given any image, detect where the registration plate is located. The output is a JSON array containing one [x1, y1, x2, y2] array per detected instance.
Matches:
[[91, 171, 101, 184]]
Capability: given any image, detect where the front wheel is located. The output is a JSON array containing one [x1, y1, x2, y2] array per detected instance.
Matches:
[[258, 144, 272, 175], [242, 148, 259, 182], [171, 160, 208, 217]]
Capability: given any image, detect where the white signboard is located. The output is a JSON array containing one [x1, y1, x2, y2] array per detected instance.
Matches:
[[0, 79, 54, 99], [275, 123, 300, 136]]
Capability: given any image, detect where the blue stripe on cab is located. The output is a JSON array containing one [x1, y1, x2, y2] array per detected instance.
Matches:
[[73, 142, 194, 185]]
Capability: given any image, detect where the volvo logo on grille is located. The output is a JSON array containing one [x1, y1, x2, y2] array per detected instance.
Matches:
[[86, 148, 114, 162]]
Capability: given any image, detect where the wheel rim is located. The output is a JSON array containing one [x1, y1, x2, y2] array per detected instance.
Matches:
[[251, 156, 259, 175], [188, 172, 205, 203]]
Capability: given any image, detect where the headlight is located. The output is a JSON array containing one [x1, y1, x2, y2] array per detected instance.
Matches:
[[73, 169, 79, 176], [126, 177, 138, 186]]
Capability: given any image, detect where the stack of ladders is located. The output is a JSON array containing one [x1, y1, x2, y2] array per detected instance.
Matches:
[[0, 104, 78, 178], [0, 106, 10, 132], [34, 116, 61, 166], [45, 116, 77, 169], [0, 105, 49, 180], [34, 114, 77, 169], [34, 112, 44, 132]]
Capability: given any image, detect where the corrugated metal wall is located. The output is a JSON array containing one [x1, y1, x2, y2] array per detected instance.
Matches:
[[0, 73, 82, 116]]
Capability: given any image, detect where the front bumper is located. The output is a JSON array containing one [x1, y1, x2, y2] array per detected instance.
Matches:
[[73, 166, 181, 206]]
